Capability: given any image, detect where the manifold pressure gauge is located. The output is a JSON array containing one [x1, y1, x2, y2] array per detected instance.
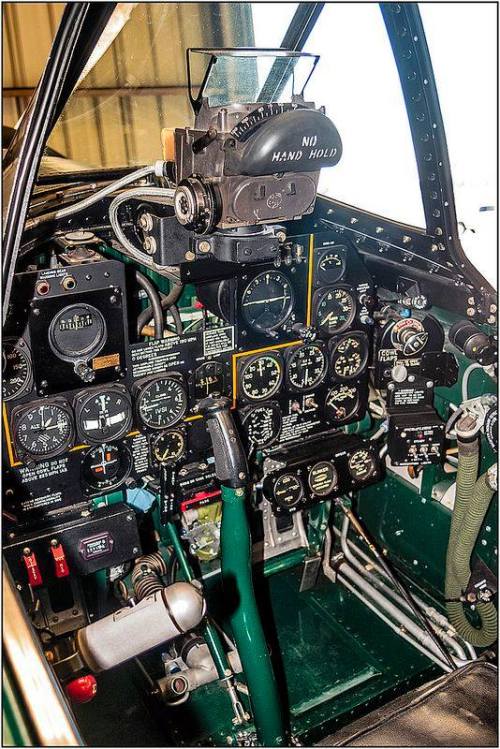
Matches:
[[82, 442, 132, 494], [239, 352, 283, 401], [348, 447, 377, 482], [75, 385, 132, 444], [11, 398, 74, 461], [241, 271, 294, 333], [313, 286, 356, 336], [135, 374, 187, 430], [241, 402, 282, 448], [151, 428, 187, 465], [330, 332, 369, 381], [286, 343, 327, 391], [325, 383, 360, 423], [2, 338, 33, 401]]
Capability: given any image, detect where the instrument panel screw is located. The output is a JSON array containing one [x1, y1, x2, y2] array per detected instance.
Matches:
[[490, 304, 497, 313], [198, 240, 211, 254], [143, 237, 157, 255], [487, 315, 496, 324], [467, 297, 475, 305], [276, 231, 286, 243], [466, 307, 475, 317], [185, 251, 196, 261]]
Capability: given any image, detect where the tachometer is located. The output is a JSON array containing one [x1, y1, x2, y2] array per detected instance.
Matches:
[[330, 333, 369, 381], [239, 353, 283, 401], [314, 287, 356, 336], [2, 338, 33, 401], [75, 385, 132, 444], [12, 399, 74, 460], [135, 375, 187, 430], [241, 402, 282, 448], [241, 271, 294, 333], [286, 343, 327, 391]]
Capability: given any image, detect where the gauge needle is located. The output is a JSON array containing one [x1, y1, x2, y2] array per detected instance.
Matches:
[[243, 296, 289, 305]]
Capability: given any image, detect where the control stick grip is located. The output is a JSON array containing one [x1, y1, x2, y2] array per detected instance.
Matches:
[[198, 396, 248, 488]]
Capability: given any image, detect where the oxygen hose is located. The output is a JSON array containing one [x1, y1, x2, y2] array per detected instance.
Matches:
[[445, 416, 498, 647]]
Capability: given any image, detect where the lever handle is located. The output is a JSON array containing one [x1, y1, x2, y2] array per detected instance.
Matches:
[[197, 396, 248, 489]]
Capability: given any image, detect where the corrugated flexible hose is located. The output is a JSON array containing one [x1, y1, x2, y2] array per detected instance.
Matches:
[[445, 433, 497, 646]]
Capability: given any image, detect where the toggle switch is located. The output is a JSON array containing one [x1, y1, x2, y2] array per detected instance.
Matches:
[[22, 547, 43, 587], [50, 539, 70, 578]]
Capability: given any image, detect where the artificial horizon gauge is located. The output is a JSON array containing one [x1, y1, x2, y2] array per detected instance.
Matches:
[[314, 286, 356, 336], [48, 303, 107, 362], [316, 247, 346, 285], [239, 352, 283, 401], [150, 428, 187, 465], [135, 375, 187, 430], [241, 271, 294, 333], [330, 332, 369, 381], [2, 338, 33, 401], [194, 361, 224, 400], [75, 385, 132, 444], [81, 442, 132, 494], [325, 383, 360, 423], [272, 473, 304, 510], [308, 460, 338, 496], [241, 402, 282, 448], [11, 398, 74, 460], [348, 447, 377, 482], [286, 343, 327, 391]]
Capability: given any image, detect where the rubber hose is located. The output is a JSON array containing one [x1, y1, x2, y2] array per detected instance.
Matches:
[[168, 304, 183, 335], [446, 466, 497, 646], [137, 283, 183, 333], [445, 435, 479, 583], [135, 271, 163, 340]]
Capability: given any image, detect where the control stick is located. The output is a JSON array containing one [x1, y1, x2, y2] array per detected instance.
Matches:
[[197, 396, 286, 746]]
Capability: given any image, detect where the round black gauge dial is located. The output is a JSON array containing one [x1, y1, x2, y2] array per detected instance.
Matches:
[[241, 402, 282, 448], [82, 442, 132, 493], [76, 386, 132, 444], [240, 353, 283, 401], [330, 333, 369, 381], [194, 362, 224, 400], [325, 384, 360, 423], [348, 448, 377, 482], [308, 460, 338, 497], [48, 303, 107, 362], [151, 428, 186, 465], [315, 287, 356, 336], [241, 271, 294, 333], [316, 248, 346, 285], [13, 400, 74, 460], [136, 376, 187, 430], [273, 473, 304, 510], [287, 343, 327, 391], [2, 338, 32, 401]]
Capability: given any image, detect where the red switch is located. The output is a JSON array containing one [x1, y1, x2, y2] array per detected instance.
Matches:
[[65, 675, 97, 704], [50, 540, 70, 578], [22, 548, 43, 588]]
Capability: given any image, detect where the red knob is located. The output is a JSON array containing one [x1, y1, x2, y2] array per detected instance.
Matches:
[[65, 675, 97, 704]]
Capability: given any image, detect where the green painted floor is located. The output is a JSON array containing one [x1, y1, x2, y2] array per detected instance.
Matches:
[[74, 566, 437, 746]]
